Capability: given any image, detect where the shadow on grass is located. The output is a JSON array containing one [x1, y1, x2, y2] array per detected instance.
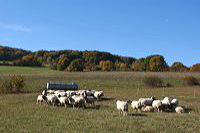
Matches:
[[129, 113, 148, 117], [85, 105, 101, 110], [99, 97, 115, 101], [184, 106, 192, 113]]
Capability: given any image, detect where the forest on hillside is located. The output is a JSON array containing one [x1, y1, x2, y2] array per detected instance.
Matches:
[[0, 45, 200, 72]]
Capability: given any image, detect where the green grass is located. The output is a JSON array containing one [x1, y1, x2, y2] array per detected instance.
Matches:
[[0, 66, 200, 132]]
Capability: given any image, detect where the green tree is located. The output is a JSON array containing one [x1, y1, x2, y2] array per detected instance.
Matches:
[[67, 59, 84, 72], [0, 75, 25, 93]]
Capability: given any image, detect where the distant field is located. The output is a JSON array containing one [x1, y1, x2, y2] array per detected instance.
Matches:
[[0, 66, 199, 132]]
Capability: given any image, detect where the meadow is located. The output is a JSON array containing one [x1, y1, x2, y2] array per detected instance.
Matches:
[[0, 66, 199, 132]]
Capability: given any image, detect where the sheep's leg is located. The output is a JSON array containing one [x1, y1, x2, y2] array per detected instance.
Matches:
[[118, 110, 121, 115]]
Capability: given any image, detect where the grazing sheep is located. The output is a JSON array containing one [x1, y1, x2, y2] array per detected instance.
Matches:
[[42, 90, 47, 95], [139, 97, 155, 106], [85, 96, 97, 106], [171, 98, 179, 108], [55, 91, 67, 97], [86, 90, 95, 96], [66, 91, 77, 97], [68, 95, 86, 109], [58, 95, 69, 108], [94, 91, 104, 100], [47, 90, 55, 94], [175, 106, 184, 114], [162, 97, 171, 105], [46, 94, 60, 106], [37, 95, 48, 104], [152, 100, 163, 112], [161, 97, 171, 111], [142, 106, 154, 112], [116, 100, 129, 116], [78, 90, 87, 98], [131, 100, 142, 112]]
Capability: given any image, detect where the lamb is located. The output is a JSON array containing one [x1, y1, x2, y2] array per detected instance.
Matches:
[[175, 106, 184, 114], [68, 95, 86, 109], [116, 100, 129, 116], [131, 100, 142, 112], [94, 91, 104, 100], [37, 95, 48, 104], [139, 97, 155, 106], [152, 100, 163, 112], [85, 96, 97, 106], [142, 106, 154, 112]]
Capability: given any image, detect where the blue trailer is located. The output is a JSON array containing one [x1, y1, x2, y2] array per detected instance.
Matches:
[[46, 82, 78, 90]]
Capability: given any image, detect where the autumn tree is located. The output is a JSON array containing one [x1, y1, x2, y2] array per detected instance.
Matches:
[[99, 60, 114, 71], [115, 62, 129, 71], [190, 63, 200, 72], [170, 62, 188, 72], [57, 55, 70, 71], [149, 55, 168, 71], [131, 59, 146, 71]]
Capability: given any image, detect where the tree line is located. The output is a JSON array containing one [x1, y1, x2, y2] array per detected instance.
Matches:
[[0, 45, 200, 72]]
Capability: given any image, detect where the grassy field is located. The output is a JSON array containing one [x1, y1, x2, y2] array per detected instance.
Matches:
[[0, 66, 200, 132]]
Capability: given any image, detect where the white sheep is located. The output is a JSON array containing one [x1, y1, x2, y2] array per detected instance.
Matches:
[[66, 91, 77, 97], [152, 100, 163, 112], [46, 94, 60, 106], [171, 98, 179, 108], [85, 90, 95, 96], [42, 90, 47, 95], [175, 106, 184, 114], [58, 96, 69, 108], [139, 97, 155, 106], [37, 95, 48, 104], [161, 97, 171, 111], [94, 91, 104, 100], [162, 97, 171, 105], [47, 90, 55, 94], [131, 100, 142, 112], [68, 95, 86, 109], [116, 100, 128, 116], [55, 91, 67, 97], [142, 106, 154, 112]]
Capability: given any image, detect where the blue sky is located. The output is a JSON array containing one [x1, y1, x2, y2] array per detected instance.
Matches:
[[0, 0, 200, 66]]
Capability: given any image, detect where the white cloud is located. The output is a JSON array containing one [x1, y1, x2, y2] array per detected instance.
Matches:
[[0, 22, 32, 33]]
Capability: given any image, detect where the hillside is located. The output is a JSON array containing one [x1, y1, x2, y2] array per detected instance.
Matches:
[[0, 45, 199, 72]]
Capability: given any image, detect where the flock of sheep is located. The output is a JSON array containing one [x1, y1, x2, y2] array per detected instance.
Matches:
[[117, 97, 186, 116], [37, 89, 104, 108], [37, 89, 186, 116]]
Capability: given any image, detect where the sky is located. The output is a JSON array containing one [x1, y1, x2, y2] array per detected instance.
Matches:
[[0, 0, 200, 67]]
